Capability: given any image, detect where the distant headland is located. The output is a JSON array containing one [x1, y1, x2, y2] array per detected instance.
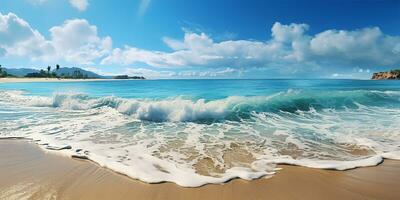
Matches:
[[0, 65, 145, 80], [113, 75, 145, 80], [372, 69, 400, 80]]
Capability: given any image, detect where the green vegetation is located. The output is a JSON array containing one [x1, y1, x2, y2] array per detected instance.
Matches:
[[25, 69, 57, 78], [0, 65, 15, 78], [59, 70, 89, 79], [0, 65, 5, 77], [1, 64, 144, 80], [114, 75, 145, 79], [24, 65, 90, 79], [390, 69, 400, 74]]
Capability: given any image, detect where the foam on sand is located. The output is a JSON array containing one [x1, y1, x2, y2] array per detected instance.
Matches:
[[2, 139, 400, 200], [0, 90, 400, 187]]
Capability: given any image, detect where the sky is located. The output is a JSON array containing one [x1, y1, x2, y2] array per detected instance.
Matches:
[[0, 0, 400, 79]]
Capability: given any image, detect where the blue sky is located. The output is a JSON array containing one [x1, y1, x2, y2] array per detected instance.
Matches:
[[1, 0, 400, 79]]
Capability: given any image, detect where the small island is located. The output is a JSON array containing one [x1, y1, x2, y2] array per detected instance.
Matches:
[[372, 69, 400, 80], [113, 75, 145, 80]]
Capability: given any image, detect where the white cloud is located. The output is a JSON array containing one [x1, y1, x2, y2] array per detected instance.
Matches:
[[125, 67, 175, 78], [81, 66, 115, 76], [104, 35, 274, 70], [101, 46, 186, 67], [0, 12, 111, 64], [28, 0, 89, 11], [102, 32, 280, 68], [162, 37, 186, 51], [2, 11, 400, 77], [309, 27, 400, 66], [50, 19, 112, 64], [102, 22, 400, 76], [123, 67, 241, 79], [271, 22, 309, 43], [177, 68, 241, 78], [0, 12, 54, 61], [138, 0, 151, 17], [69, 0, 89, 11]]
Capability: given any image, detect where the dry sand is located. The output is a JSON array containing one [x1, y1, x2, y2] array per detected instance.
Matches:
[[0, 77, 122, 83], [0, 139, 399, 200]]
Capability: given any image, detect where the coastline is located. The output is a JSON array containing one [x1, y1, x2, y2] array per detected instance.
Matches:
[[1, 139, 399, 200], [0, 77, 131, 83]]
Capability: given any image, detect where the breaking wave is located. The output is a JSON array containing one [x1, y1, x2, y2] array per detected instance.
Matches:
[[1, 89, 400, 187], [1, 89, 399, 122]]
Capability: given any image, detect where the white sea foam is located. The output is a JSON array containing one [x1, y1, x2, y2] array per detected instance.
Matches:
[[0, 90, 400, 187], [0, 90, 279, 122]]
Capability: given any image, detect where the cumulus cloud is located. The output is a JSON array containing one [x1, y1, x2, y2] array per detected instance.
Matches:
[[2, 11, 400, 77], [0, 12, 111, 64], [310, 27, 400, 66], [69, 0, 89, 11], [102, 22, 400, 75], [50, 19, 112, 64], [271, 22, 309, 43], [102, 32, 280, 68], [0, 12, 54, 61]]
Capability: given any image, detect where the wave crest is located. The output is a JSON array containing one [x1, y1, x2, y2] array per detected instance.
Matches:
[[1, 89, 399, 122], [1, 89, 400, 187]]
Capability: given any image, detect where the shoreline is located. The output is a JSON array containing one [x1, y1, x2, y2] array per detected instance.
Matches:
[[1, 139, 399, 200], [0, 77, 138, 83]]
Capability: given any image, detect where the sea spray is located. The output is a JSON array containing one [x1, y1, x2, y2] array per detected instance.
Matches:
[[1, 89, 399, 122], [1, 84, 400, 187]]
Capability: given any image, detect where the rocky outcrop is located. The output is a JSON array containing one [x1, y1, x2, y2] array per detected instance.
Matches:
[[372, 70, 400, 80]]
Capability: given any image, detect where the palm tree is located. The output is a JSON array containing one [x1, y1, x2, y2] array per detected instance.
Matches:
[[0, 65, 2, 73], [55, 64, 60, 79], [47, 66, 51, 74]]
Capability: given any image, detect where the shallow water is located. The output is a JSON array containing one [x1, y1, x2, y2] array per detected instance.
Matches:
[[1, 79, 400, 187]]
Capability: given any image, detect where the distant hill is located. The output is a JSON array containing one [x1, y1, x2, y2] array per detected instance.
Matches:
[[55, 67, 103, 78], [4, 68, 39, 77], [4, 67, 104, 78]]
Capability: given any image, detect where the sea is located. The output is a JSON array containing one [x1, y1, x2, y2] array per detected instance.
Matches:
[[0, 79, 399, 187]]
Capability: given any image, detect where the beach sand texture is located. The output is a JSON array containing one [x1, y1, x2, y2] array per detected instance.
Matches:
[[0, 139, 399, 200]]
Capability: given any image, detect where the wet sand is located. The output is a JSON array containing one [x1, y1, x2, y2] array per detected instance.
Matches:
[[0, 139, 399, 200]]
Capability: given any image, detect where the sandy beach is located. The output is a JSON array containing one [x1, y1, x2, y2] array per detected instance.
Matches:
[[0, 77, 122, 83], [0, 139, 399, 200], [1, 1, 400, 199]]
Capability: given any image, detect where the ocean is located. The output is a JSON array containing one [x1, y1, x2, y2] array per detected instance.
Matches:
[[0, 79, 400, 187]]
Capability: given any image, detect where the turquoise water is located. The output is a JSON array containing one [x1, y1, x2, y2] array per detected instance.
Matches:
[[1, 79, 400, 186], [1, 79, 400, 99]]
